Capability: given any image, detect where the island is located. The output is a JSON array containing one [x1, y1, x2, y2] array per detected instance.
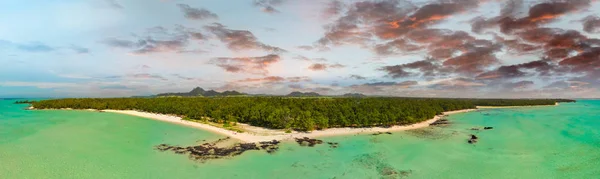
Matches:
[[27, 93, 575, 161]]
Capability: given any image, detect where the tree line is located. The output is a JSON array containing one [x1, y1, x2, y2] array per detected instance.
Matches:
[[31, 97, 574, 131]]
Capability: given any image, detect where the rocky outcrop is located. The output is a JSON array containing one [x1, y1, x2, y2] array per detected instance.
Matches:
[[430, 119, 450, 126], [294, 137, 323, 147], [468, 134, 478, 144], [156, 138, 280, 161]]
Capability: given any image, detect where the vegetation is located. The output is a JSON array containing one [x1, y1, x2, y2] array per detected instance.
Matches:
[[32, 97, 574, 131], [14, 100, 36, 104]]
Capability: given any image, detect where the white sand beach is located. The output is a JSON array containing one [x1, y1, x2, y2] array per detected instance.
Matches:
[[103, 108, 478, 143]]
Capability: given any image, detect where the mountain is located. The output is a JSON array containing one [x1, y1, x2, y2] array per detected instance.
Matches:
[[156, 87, 245, 97], [286, 91, 321, 97], [342, 93, 367, 97]]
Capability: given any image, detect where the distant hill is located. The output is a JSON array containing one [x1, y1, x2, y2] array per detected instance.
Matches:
[[286, 91, 321, 97], [342, 93, 367, 97], [156, 87, 245, 97]]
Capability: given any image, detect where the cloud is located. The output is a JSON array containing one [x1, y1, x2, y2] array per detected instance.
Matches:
[[253, 0, 285, 14], [349, 74, 366, 80], [471, 0, 592, 34], [106, 73, 168, 81], [429, 78, 486, 90], [503, 80, 534, 90], [237, 76, 285, 83], [582, 15, 600, 33], [297, 45, 314, 51], [476, 60, 558, 80], [100, 85, 135, 90], [69, 45, 90, 54], [16, 43, 55, 52], [172, 74, 200, 81], [104, 0, 123, 9], [0, 81, 78, 89], [286, 76, 311, 82], [322, 0, 345, 19], [210, 54, 281, 75], [204, 23, 285, 53], [177, 4, 218, 20], [101, 26, 206, 54], [308, 63, 346, 71], [559, 47, 600, 77], [381, 58, 446, 78], [443, 45, 502, 75], [349, 80, 418, 93], [374, 38, 421, 55]]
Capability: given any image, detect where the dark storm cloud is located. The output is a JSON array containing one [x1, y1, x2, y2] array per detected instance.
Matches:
[[177, 4, 218, 20], [204, 23, 286, 53], [210, 54, 281, 75]]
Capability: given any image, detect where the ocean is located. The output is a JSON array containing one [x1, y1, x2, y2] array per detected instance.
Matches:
[[1, 99, 599, 178]]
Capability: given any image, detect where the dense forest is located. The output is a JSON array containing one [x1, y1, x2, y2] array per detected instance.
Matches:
[[14, 100, 36, 104], [31, 97, 574, 131]]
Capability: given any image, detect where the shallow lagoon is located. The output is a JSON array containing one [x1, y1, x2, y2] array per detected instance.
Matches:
[[1, 99, 599, 178]]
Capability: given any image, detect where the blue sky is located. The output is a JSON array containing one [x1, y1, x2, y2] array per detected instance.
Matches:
[[1, 0, 600, 98]]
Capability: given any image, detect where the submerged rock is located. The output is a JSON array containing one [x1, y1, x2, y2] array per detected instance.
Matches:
[[155, 138, 280, 162], [294, 137, 323, 147], [430, 119, 450, 126], [484, 127, 494, 130], [327, 142, 339, 148], [468, 134, 478, 144], [372, 131, 393, 136]]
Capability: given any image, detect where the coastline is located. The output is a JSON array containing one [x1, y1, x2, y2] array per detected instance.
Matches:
[[476, 102, 559, 109], [101, 108, 477, 143], [29, 102, 559, 143]]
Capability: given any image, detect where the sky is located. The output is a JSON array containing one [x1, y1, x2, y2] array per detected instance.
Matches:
[[1, 0, 600, 98]]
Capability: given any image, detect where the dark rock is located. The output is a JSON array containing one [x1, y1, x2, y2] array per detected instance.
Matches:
[[294, 137, 323, 147], [430, 119, 450, 126], [326, 142, 339, 148], [468, 134, 478, 144], [372, 132, 393, 136], [484, 127, 494, 130], [156, 138, 280, 161]]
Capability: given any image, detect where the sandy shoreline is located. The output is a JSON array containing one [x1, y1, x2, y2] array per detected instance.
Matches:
[[30, 103, 558, 143], [101, 108, 477, 143]]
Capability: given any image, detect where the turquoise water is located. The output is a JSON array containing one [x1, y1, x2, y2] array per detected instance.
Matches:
[[1, 99, 599, 178]]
